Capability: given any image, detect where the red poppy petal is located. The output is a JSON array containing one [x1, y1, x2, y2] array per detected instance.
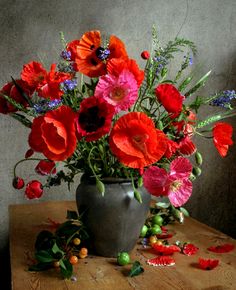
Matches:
[[182, 243, 199, 256], [207, 244, 235, 253], [147, 256, 175, 266], [198, 258, 219, 270], [152, 244, 181, 255]]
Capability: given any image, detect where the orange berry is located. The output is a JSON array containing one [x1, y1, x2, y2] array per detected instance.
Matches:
[[80, 247, 88, 256], [149, 235, 158, 245], [53, 261, 60, 268], [73, 237, 81, 246], [156, 240, 163, 246], [69, 255, 78, 265], [79, 253, 87, 259]]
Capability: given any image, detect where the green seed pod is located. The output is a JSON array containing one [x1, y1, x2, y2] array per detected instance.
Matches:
[[138, 176, 143, 188], [189, 173, 196, 181], [195, 152, 203, 166], [192, 167, 202, 177]]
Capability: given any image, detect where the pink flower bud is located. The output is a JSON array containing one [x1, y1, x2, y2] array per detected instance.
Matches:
[[25, 148, 34, 158], [25, 180, 43, 199], [12, 177, 25, 189], [35, 160, 56, 176], [141, 51, 150, 60]]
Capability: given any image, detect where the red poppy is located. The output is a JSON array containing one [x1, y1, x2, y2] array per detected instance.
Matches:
[[66, 39, 80, 61], [207, 243, 235, 253], [178, 136, 196, 155], [164, 138, 179, 158], [35, 160, 56, 176], [0, 80, 32, 114], [198, 258, 219, 270], [28, 105, 77, 161], [152, 244, 181, 255], [75, 30, 128, 77], [21, 61, 47, 90], [147, 256, 175, 266], [141, 51, 150, 60], [25, 180, 43, 199], [107, 58, 144, 87], [38, 64, 72, 100], [109, 112, 167, 169], [182, 243, 199, 256], [76, 96, 115, 142], [213, 122, 233, 157], [155, 84, 184, 118]]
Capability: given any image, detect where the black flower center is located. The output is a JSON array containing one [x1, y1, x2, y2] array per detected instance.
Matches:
[[79, 106, 105, 132]]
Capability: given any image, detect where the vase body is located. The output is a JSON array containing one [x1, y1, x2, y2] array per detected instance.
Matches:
[[76, 176, 151, 257]]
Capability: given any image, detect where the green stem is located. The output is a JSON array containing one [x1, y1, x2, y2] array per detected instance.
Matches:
[[13, 158, 47, 178]]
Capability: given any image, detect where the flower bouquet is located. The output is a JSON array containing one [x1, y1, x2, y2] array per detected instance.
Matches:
[[1, 27, 235, 213]]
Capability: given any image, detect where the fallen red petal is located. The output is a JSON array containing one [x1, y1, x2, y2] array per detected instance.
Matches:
[[198, 258, 219, 270], [207, 243, 235, 253], [152, 244, 181, 255], [156, 232, 174, 239], [182, 243, 199, 256], [147, 255, 175, 266]]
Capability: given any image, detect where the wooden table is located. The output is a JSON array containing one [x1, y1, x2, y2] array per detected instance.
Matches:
[[9, 201, 236, 290]]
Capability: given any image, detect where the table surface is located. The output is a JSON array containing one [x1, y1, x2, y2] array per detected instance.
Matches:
[[9, 201, 236, 290]]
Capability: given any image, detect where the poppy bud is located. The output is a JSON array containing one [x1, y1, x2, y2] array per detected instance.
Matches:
[[12, 177, 25, 189], [35, 160, 56, 176], [141, 50, 150, 60], [25, 148, 34, 158], [25, 180, 43, 199]]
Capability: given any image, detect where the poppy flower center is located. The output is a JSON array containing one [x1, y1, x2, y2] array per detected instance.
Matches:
[[79, 106, 105, 132], [170, 180, 182, 192], [111, 87, 126, 101]]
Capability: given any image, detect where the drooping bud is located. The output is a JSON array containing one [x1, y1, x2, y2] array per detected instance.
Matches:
[[141, 51, 150, 60], [35, 160, 56, 176], [25, 180, 43, 199], [25, 148, 34, 158], [12, 177, 25, 189]]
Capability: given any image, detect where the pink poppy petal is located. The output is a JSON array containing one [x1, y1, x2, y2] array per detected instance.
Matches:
[[170, 157, 192, 179], [168, 178, 192, 207]]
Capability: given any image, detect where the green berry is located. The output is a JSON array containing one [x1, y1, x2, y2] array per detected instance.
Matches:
[[150, 224, 162, 235], [152, 214, 163, 226], [140, 225, 148, 237], [117, 252, 130, 266]]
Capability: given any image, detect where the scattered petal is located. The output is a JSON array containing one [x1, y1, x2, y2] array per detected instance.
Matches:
[[207, 244, 235, 253], [147, 256, 175, 266], [198, 258, 219, 270], [182, 243, 199, 256], [152, 244, 181, 255]]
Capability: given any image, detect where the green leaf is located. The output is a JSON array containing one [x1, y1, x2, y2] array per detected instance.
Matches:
[[10, 113, 32, 128], [35, 230, 54, 251], [52, 242, 64, 255], [28, 262, 52, 272], [60, 259, 73, 279], [35, 250, 54, 263], [185, 70, 211, 97], [178, 75, 194, 92], [156, 201, 170, 209], [66, 210, 79, 220], [129, 261, 144, 277], [11, 77, 33, 106]]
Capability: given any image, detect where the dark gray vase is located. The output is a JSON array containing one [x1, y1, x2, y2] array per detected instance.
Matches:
[[76, 176, 151, 257]]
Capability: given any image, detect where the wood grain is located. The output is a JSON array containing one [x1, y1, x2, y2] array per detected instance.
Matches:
[[9, 201, 236, 290]]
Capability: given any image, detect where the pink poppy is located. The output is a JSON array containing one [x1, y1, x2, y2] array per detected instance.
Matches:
[[95, 69, 138, 113], [143, 157, 193, 207]]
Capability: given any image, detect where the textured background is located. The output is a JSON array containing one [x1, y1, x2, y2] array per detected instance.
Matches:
[[0, 0, 236, 284]]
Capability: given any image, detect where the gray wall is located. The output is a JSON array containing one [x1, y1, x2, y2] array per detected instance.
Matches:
[[0, 0, 235, 260]]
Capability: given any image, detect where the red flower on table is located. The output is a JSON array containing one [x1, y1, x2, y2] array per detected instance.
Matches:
[[109, 112, 167, 169], [28, 105, 77, 161], [155, 84, 184, 118], [74, 30, 128, 78], [76, 96, 115, 142], [213, 122, 233, 157], [198, 258, 219, 270], [182, 243, 199, 256], [207, 243, 235, 253]]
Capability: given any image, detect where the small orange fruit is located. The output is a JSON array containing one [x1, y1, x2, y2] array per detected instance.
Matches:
[[69, 255, 79, 265]]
